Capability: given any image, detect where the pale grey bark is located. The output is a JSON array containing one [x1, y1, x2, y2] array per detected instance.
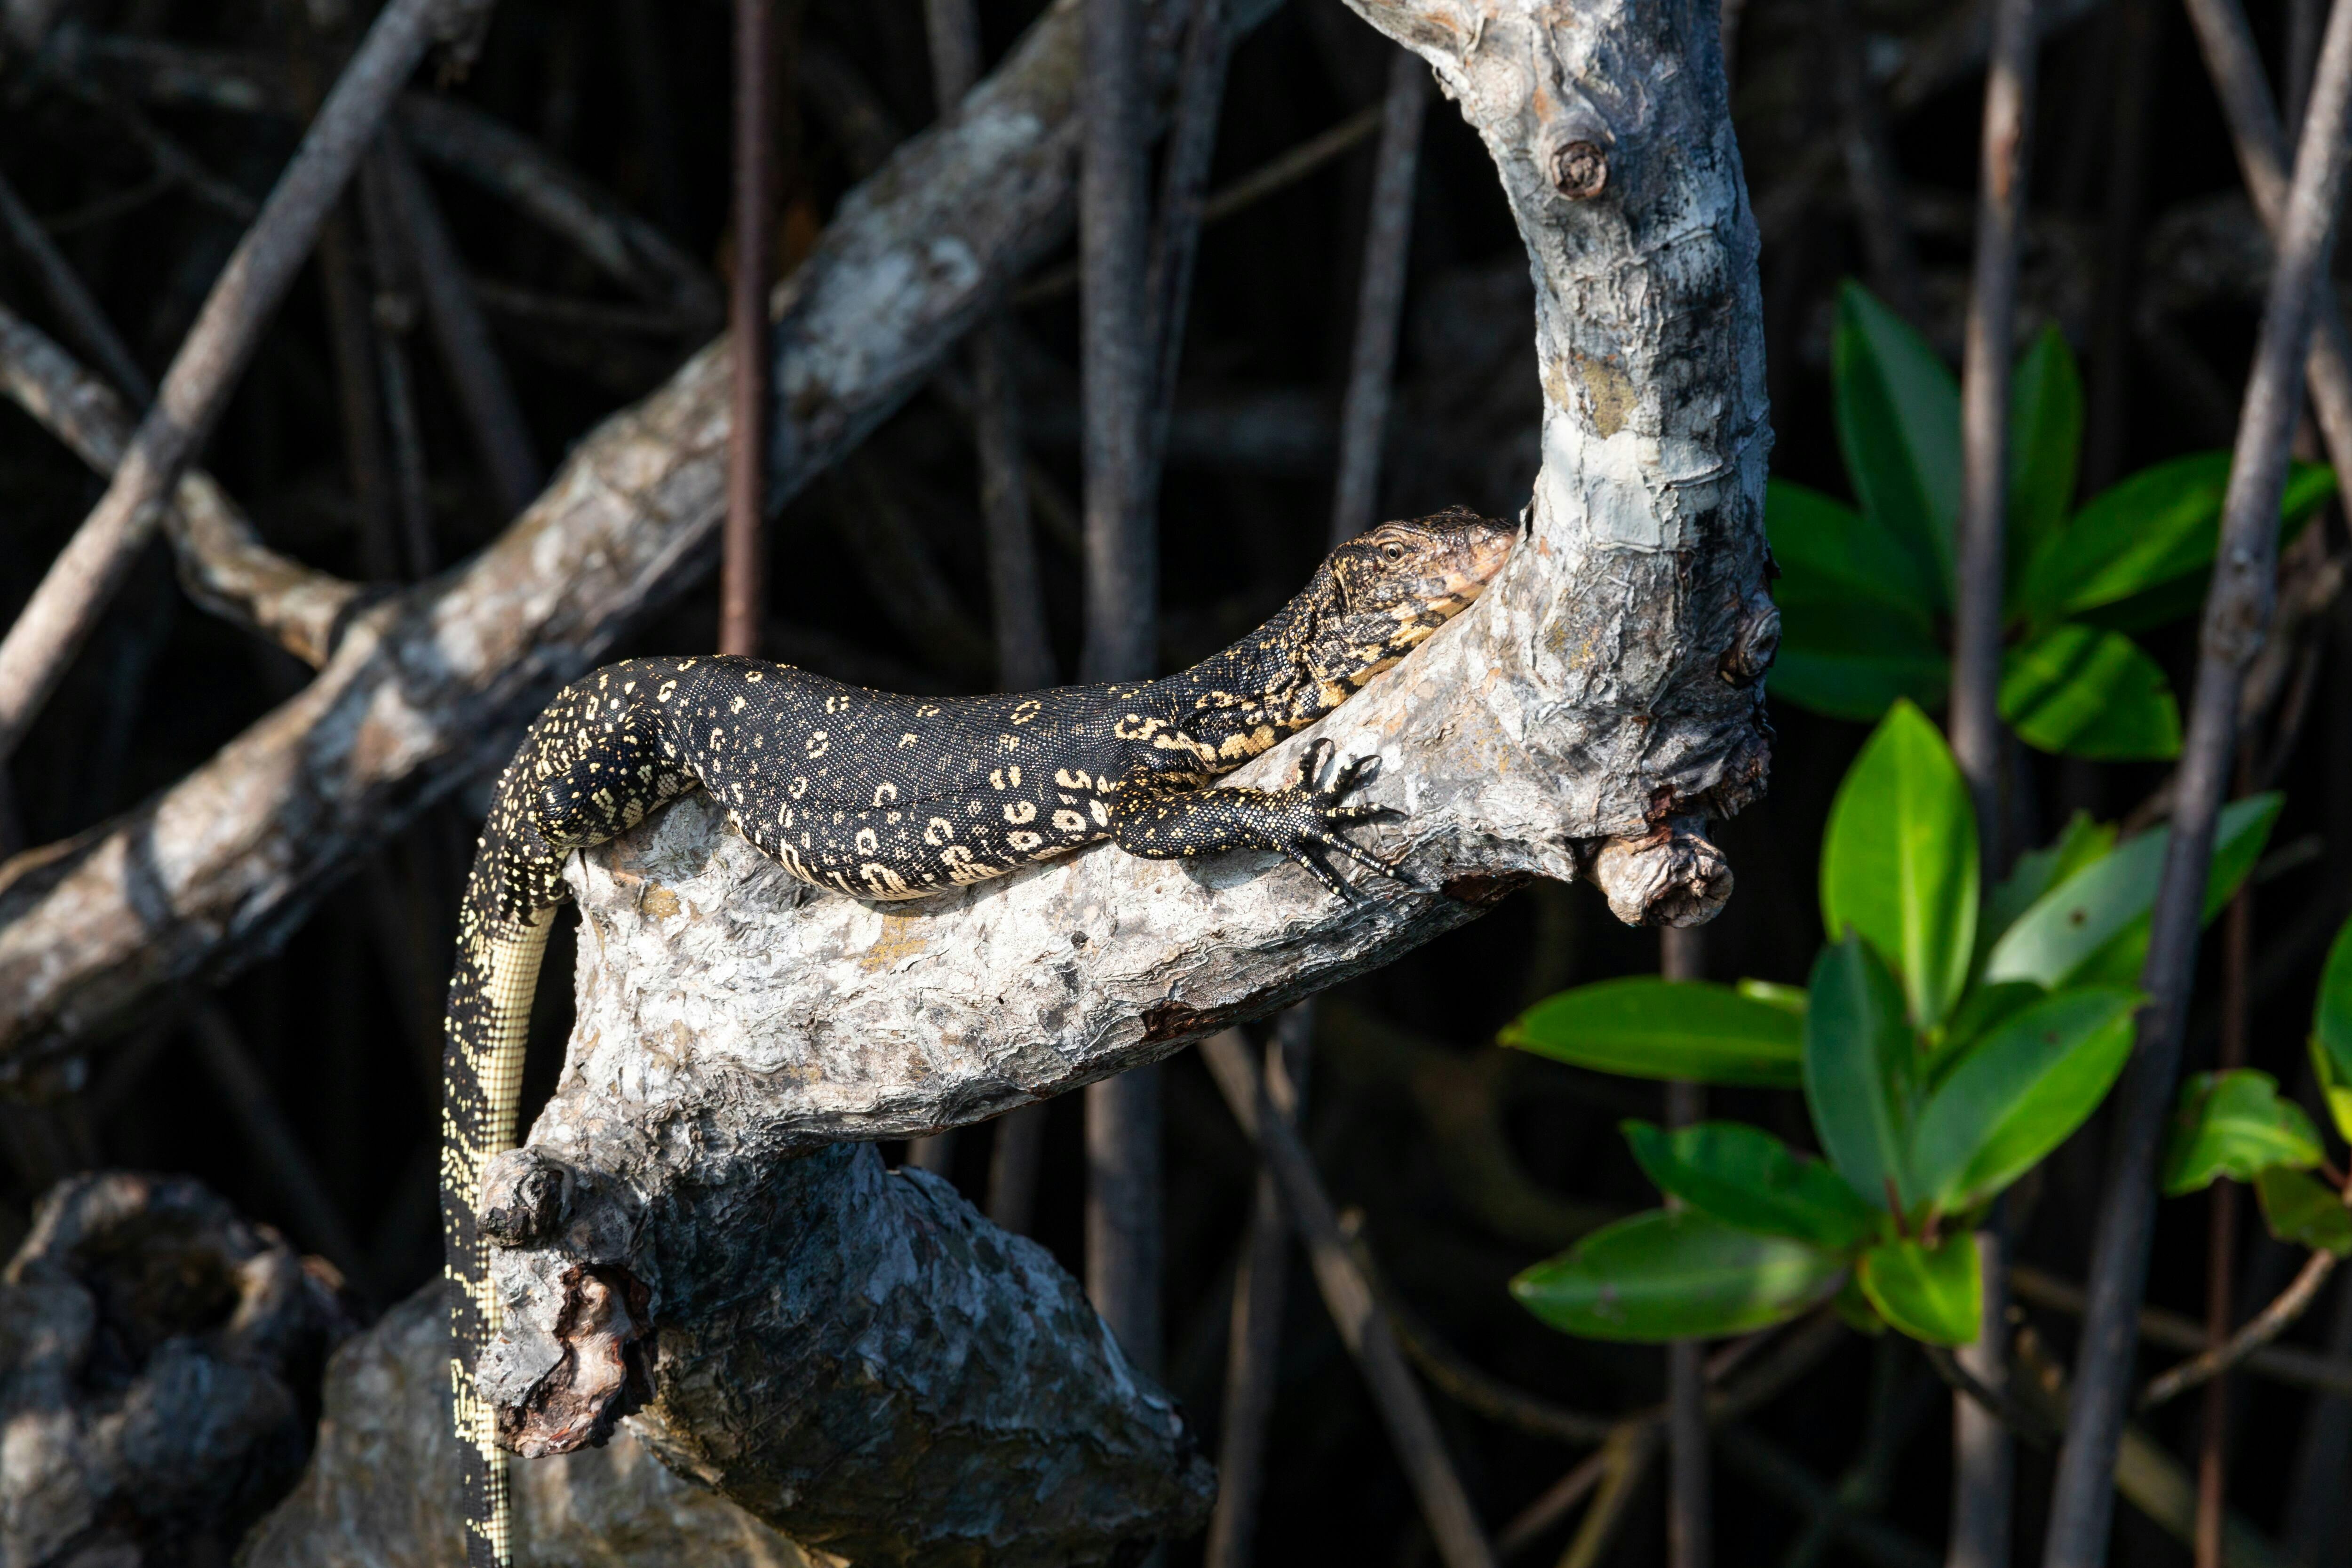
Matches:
[[0, 0, 1130, 1072], [477, 0, 1772, 1543]]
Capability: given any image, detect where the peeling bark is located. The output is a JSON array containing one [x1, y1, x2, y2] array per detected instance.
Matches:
[[0, 0, 1139, 1072], [481, 0, 1771, 1540]]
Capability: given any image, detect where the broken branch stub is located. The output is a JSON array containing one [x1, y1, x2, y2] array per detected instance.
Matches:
[[483, 0, 1770, 1539]]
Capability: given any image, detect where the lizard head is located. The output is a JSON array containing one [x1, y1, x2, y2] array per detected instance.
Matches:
[[1309, 507, 1518, 687]]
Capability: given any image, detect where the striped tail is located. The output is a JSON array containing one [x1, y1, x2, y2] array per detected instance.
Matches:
[[442, 899, 555, 1568]]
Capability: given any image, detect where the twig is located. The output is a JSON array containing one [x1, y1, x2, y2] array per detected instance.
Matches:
[[63, 73, 259, 223], [1330, 47, 1428, 546], [316, 207, 400, 580], [1821, 0, 1924, 323], [1559, 1424, 1658, 1568], [1205, 1012, 1312, 1568], [2178, 0, 2352, 495], [985, 1103, 1048, 1234], [2196, 782, 2257, 1568], [926, 0, 1055, 693], [186, 998, 366, 1281], [1926, 1342, 2061, 1451], [1081, 0, 1161, 1386], [723, 0, 776, 660], [0, 299, 363, 667], [375, 139, 540, 517], [2042, 0, 2352, 1558], [1201, 1028, 1499, 1568], [2142, 1248, 2344, 1410], [1142, 0, 1234, 483], [358, 174, 436, 581], [1716, 1427, 1942, 1568], [0, 0, 464, 760], [2011, 1262, 2352, 1397], [1015, 106, 1384, 306], [394, 95, 721, 326], [1949, 4, 2034, 1559], [1662, 927, 1710, 1568], [0, 169, 152, 403], [1498, 1442, 1619, 1559], [1078, 0, 1155, 687]]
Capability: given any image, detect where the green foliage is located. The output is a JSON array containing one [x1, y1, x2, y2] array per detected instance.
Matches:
[[1832, 282, 1960, 608], [1857, 1234, 1982, 1345], [1803, 935, 1920, 1212], [1501, 977, 1804, 1087], [2162, 1070, 2325, 1194], [1509, 1210, 1848, 1341], [1909, 988, 2138, 1210], [1819, 699, 1978, 1028], [1998, 626, 2180, 761], [1767, 280, 2339, 759], [1982, 795, 2280, 989], [2312, 916, 2352, 1144], [1506, 706, 2322, 1353], [1622, 1120, 1882, 1250], [2255, 1169, 2352, 1256]]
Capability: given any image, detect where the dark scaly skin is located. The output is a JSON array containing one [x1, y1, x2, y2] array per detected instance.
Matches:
[[441, 509, 1516, 1566]]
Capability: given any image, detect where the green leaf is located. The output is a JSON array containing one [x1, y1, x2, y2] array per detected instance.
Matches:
[[1999, 625, 2182, 761], [1929, 981, 2050, 1081], [1771, 598, 1950, 724], [2019, 455, 2336, 630], [2254, 1168, 2352, 1256], [2007, 326, 2083, 588], [1820, 699, 1979, 1027], [1833, 1272, 1889, 1335], [1739, 979, 1810, 1015], [1911, 987, 2140, 1210], [2162, 1070, 2325, 1194], [1834, 281, 1960, 609], [1858, 1234, 1983, 1345], [2312, 916, 2352, 1143], [2312, 1034, 2352, 1150], [1502, 978, 1806, 1088], [1622, 1120, 1883, 1250], [1804, 936, 1920, 1211], [1510, 1210, 1848, 1341], [1986, 812, 2116, 945], [1984, 795, 2282, 989], [1768, 479, 1942, 623]]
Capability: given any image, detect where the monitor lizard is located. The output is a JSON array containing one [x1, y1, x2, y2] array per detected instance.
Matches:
[[440, 506, 1517, 1567]]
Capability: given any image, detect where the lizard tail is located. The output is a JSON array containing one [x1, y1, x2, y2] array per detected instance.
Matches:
[[442, 895, 554, 1568]]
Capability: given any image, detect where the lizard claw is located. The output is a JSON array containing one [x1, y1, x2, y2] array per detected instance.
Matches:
[[1287, 741, 1416, 897]]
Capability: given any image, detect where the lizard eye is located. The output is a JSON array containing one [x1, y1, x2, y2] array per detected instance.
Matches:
[[1381, 542, 1404, 561]]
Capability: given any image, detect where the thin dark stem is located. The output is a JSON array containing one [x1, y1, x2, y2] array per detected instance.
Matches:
[[1949, 7, 2034, 1560], [2041, 0, 2352, 1557], [0, 0, 452, 758], [985, 1102, 1048, 1234], [1330, 47, 1427, 547], [925, 0, 1054, 692], [2080, 0, 2158, 492], [377, 137, 540, 517], [1204, 1006, 1311, 1568], [187, 999, 366, 1283], [2196, 817, 2254, 1568], [318, 208, 399, 581], [1661, 925, 1711, 1568], [723, 0, 776, 660], [1081, 0, 1161, 1384], [1143, 0, 1232, 485], [2143, 1249, 2344, 1412], [1077, 0, 1153, 685], [1201, 1029, 1499, 1568], [359, 167, 435, 580], [0, 170, 151, 404], [2178, 0, 2352, 490], [1953, 0, 2034, 868], [1822, 0, 1924, 324]]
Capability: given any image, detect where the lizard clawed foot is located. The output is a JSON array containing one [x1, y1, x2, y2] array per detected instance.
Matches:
[[1282, 740, 1416, 901]]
